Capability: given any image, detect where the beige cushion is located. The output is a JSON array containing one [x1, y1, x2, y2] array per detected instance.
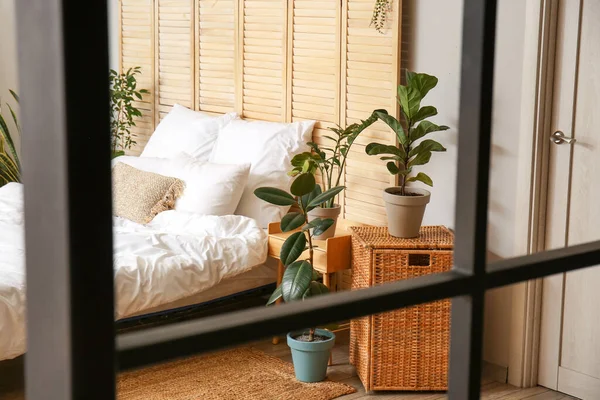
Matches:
[[112, 162, 185, 224]]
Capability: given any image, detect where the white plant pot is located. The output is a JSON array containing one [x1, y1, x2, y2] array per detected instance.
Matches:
[[383, 187, 431, 238], [307, 204, 341, 240]]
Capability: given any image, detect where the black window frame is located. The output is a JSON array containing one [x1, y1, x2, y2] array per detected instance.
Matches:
[[14, 0, 600, 399]]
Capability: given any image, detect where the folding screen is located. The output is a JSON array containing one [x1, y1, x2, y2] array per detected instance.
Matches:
[[119, 0, 402, 227], [120, 0, 156, 151]]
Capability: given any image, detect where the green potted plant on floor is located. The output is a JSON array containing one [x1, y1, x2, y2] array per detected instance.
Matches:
[[109, 67, 150, 158], [254, 174, 344, 382], [0, 90, 21, 188], [288, 116, 377, 239], [365, 72, 449, 238]]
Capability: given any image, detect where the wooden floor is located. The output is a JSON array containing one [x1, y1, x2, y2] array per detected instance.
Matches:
[[0, 333, 578, 400], [253, 331, 578, 400]]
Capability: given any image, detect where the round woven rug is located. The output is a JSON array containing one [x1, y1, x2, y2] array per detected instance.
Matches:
[[118, 347, 356, 400]]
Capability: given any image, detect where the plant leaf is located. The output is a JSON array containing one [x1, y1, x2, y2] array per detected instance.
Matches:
[[301, 184, 322, 211], [411, 120, 450, 143], [408, 150, 432, 167], [406, 72, 438, 99], [311, 269, 321, 280], [6, 104, 21, 135], [290, 173, 316, 197], [281, 260, 313, 302], [0, 152, 20, 183], [307, 186, 345, 210], [8, 90, 19, 103], [386, 161, 400, 175], [0, 112, 20, 170], [373, 110, 407, 145], [302, 281, 330, 299], [408, 139, 446, 158], [302, 217, 322, 231], [312, 218, 334, 237], [412, 106, 438, 123], [266, 285, 283, 306], [111, 150, 126, 159], [281, 212, 305, 232], [365, 143, 405, 158], [406, 172, 434, 186], [280, 232, 307, 266], [254, 187, 297, 206], [397, 85, 422, 121]]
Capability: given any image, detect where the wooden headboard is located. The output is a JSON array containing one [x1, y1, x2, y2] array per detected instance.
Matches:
[[119, 0, 402, 226]]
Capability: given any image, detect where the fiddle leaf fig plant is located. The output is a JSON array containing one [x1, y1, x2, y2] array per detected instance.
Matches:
[[288, 114, 377, 208], [365, 72, 449, 195], [254, 174, 344, 342]]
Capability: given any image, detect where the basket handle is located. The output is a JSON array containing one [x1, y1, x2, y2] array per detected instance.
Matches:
[[408, 253, 431, 267]]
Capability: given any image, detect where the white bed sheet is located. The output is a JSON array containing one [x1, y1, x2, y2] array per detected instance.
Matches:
[[126, 258, 277, 318], [0, 183, 268, 361]]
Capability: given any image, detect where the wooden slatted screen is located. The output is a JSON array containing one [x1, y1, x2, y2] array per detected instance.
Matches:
[[120, 0, 155, 155], [240, 0, 288, 121], [155, 0, 195, 122], [197, 0, 237, 114], [119, 0, 402, 223], [287, 0, 342, 191], [341, 0, 400, 226]]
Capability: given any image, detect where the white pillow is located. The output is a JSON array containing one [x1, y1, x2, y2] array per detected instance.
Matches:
[[209, 119, 315, 228], [113, 156, 250, 216], [141, 104, 237, 161]]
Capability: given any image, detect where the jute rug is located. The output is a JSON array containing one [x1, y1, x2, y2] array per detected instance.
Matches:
[[118, 347, 356, 400]]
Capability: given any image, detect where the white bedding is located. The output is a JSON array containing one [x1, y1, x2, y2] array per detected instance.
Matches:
[[0, 182, 268, 361]]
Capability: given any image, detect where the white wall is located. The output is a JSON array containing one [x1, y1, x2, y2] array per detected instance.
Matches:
[[406, 0, 530, 374], [405, 0, 462, 229], [0, 0, 20, 153], [108, 0, 120, 71]]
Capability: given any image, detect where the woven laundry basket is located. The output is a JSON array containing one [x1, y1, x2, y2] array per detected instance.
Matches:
[[349, 226, 454, 392]]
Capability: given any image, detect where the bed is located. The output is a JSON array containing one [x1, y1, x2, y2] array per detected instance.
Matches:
[[0, 105, 315, 361], [0, 182, 269, 360]]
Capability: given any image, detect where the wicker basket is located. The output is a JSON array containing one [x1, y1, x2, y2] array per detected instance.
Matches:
[[349, 226, 454, 392]]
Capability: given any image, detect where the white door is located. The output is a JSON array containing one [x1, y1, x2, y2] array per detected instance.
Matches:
[[538, 0, 600, 399]]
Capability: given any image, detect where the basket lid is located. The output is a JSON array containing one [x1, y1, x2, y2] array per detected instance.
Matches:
[[350, 225, 454, 250]]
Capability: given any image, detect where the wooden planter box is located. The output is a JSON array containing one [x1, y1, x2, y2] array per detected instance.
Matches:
[[349, 226, 454, 392]]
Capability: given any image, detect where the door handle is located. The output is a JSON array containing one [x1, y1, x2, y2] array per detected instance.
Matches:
[[551, 131, 576, 145]]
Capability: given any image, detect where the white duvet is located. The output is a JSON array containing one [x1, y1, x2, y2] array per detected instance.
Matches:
[[0, 183, 268, 361]]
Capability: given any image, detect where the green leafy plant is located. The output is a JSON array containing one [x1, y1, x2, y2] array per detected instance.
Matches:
[[255, 174, 344, 341], [0, 90, 21, 187], [371, 0, 392, 34], [109, 67, 150, 158], [288, 115, 377, 208], [365, 72, 449, 195]]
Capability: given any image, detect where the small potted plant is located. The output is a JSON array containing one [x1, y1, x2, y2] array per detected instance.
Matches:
[[109, 67, 150, 158], [254, 174, 344, 382], [288, 116, 376, 239], [365, 72, 449, 238]]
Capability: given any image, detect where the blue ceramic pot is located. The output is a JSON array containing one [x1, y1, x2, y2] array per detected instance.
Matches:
[[287, 329, 336, 382]]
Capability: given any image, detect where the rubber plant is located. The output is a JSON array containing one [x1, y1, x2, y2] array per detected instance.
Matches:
[[0, 90, 21, 187], [109, 67, 150, 158], [254, 174, 344, 341], [365, 71, 449, 195], [288, 115, 377, 208]]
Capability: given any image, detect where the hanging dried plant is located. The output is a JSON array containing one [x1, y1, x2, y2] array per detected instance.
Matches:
[[370, 0, 392, 34]]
